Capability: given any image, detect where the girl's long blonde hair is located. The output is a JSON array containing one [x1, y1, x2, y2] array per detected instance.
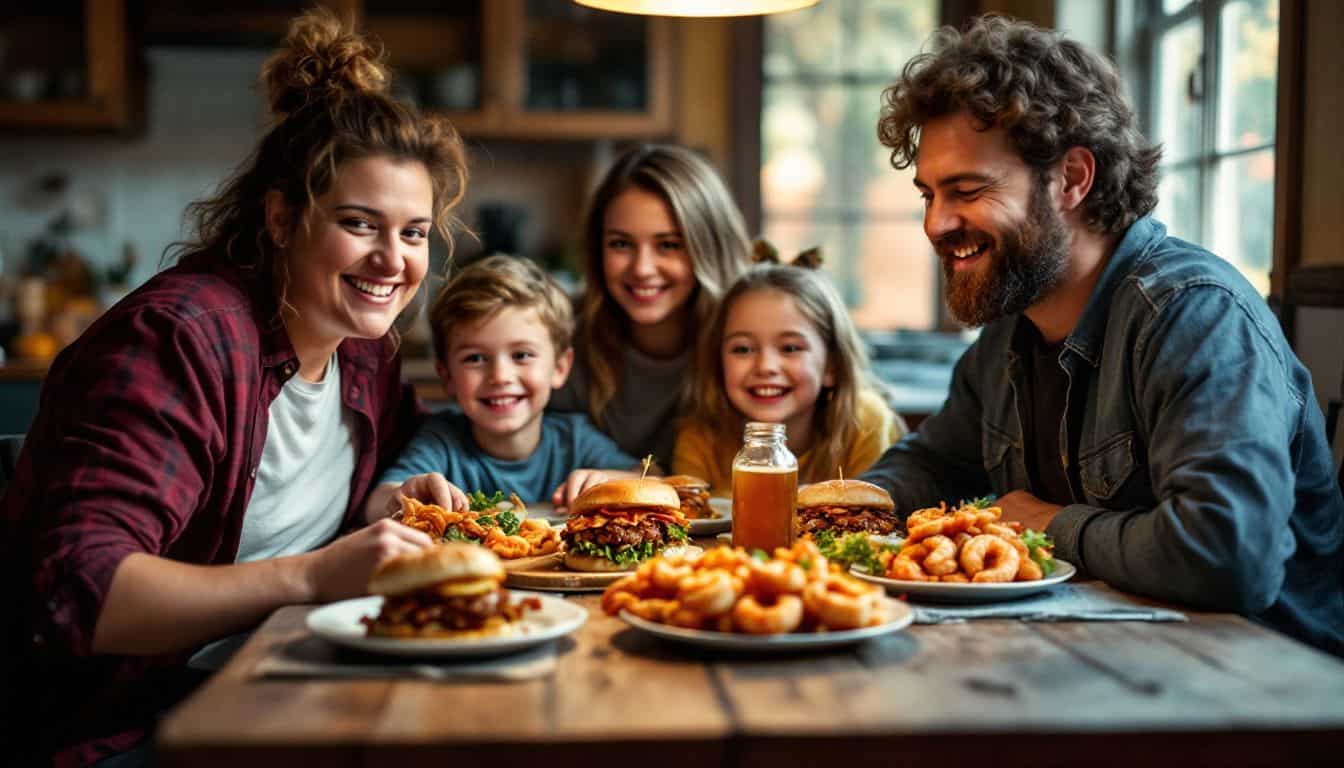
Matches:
[[689, 263, 878, 485], [576, 144, 750, 427]]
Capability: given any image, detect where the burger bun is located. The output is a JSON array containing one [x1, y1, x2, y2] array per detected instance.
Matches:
[[796, 479, 894, 511], [368, 542, 504, 596], [570, 478, 680, 517]]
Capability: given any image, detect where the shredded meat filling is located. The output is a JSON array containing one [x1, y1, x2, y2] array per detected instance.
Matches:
[[797, 506, 897, 536], [565, 517, 665, 549], [365, 586, 540, 632]]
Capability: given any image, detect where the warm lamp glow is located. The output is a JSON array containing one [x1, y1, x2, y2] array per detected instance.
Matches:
[[574, 0, 819, 17]]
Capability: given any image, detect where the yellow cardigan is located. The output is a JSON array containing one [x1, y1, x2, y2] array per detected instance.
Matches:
[[671, 389, 905, 497]]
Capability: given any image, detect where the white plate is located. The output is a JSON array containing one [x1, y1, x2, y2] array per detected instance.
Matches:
[[618, 597, 913, 653], [532, 497, 733, 536], [851, 559, 1076, 604], [306, 593, 587, 657]]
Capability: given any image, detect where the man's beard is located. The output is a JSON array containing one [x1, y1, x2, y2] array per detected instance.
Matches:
[[939, 180, 1070, 327]]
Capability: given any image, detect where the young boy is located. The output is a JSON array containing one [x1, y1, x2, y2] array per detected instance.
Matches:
[[365, 255, 639, 521]]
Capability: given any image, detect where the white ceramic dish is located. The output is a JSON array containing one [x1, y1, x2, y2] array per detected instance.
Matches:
[[851, 559, 1076, 604], [617, 597, 913, 653], [306, 593, 586, 657]]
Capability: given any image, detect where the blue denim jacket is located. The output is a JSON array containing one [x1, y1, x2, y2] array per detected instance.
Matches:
[[862, 217, 1344, 655]]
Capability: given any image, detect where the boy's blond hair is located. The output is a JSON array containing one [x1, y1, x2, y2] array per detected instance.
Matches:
[[430, 254, 574, 362]]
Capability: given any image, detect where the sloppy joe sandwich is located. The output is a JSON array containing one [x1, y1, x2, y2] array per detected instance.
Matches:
[[795, 479, 898, 537], [659, 474, 713, 519], [362, 543, 539, 638]]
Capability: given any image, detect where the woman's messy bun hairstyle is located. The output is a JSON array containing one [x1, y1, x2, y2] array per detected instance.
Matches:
[[261, 9, 389, 116], [173, 7, 468, 325]]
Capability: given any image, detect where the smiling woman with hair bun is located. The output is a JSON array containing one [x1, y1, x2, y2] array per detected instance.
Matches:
[[0, 9, 473, 765]]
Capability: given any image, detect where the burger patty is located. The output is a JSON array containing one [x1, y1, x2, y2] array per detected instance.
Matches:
[[565, 517, 665, 549], [797, 506, 897, 536]]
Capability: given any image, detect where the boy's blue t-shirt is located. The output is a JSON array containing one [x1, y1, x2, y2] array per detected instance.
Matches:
[[379, 411, 637, 503]]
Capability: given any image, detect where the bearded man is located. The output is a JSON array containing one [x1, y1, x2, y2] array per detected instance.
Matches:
[[860, 15, 1343, 656]]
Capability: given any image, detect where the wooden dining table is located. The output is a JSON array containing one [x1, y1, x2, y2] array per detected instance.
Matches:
[[156, 575, 1344, 768]]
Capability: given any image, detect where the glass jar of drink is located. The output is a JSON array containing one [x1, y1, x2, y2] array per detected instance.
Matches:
[[731, 422, 798, 552]]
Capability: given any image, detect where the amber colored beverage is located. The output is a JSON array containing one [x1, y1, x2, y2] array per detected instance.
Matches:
[[731, 466, 798, 552]]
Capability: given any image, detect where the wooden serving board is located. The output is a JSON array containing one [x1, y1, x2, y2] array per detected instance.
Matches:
[[502, 553, 629, 592], [501, 545, 705, 592]]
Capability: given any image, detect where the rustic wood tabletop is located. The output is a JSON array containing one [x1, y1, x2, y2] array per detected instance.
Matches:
[[155, 578, 1344, 768]]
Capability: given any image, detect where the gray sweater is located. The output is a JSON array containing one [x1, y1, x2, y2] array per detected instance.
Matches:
[[550, 344, 690, 469]]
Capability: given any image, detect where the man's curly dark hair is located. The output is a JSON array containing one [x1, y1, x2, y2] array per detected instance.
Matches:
[[877, 15, 1161, 235]]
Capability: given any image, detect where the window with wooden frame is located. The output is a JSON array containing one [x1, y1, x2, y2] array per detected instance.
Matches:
[[758, 0, 941, 331], [1117, 0, 1279, 295]]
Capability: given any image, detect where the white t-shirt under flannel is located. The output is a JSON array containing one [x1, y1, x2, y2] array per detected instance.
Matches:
[[236, 353, 356, 563]]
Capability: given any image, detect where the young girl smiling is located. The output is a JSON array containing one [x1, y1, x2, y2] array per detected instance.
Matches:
[[673, 259, 907, 496], [549, 144, 751, 468]]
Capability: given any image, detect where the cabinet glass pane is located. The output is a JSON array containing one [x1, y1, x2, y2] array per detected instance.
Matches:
[[0, 1, 89, 103], [1217, 0, 1278, 152], [1155, 17, 1203, 165], [365, 1, 483, 112], [1210, 149, 1275, 296], [524, 0, 647, 112]]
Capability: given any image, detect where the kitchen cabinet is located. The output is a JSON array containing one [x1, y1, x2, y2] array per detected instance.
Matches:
[[1, 0, 675, 139], [366, 0, 675, 140], [0, 0, 137, 132]]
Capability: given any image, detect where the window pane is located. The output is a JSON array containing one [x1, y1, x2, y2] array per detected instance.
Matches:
[[761, 83, 845, 213], [761, 216, 937, 331], [1217, 0, 1278, 151], [1163, 0, 1193, 14], [1156, 17, 1204, 164], [762, 1, 845, 77], [1210, 149, 1275, 295], [1156, 165, 1201, 243], [847, 1, 938, 76], [763, 84, 900, 215]]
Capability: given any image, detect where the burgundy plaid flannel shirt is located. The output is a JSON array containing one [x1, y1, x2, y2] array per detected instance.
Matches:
[[1, 257, 423, 765]]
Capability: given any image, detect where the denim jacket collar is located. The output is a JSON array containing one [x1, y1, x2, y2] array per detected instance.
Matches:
[[1064, 216, 1167, 368]]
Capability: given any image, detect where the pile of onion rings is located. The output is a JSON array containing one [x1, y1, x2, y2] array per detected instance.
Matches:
[[398, 496, 561, 559], [601, 540, 890, 634], [880, 502, 1053, 583]]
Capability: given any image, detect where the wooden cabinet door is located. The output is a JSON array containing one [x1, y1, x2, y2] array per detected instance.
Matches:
[[0, 0, 133, 131], [482, 0, 674, 139]]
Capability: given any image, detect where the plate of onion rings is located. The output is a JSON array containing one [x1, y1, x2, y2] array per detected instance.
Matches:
[[851, 559, 1075, 604], [618, 598, 913, 653]]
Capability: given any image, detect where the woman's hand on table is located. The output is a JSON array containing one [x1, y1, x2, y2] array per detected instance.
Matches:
[[305, 519, 435, 602]]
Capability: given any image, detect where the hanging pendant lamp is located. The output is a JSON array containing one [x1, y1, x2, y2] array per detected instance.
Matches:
[[573, 0, 819, 18]]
